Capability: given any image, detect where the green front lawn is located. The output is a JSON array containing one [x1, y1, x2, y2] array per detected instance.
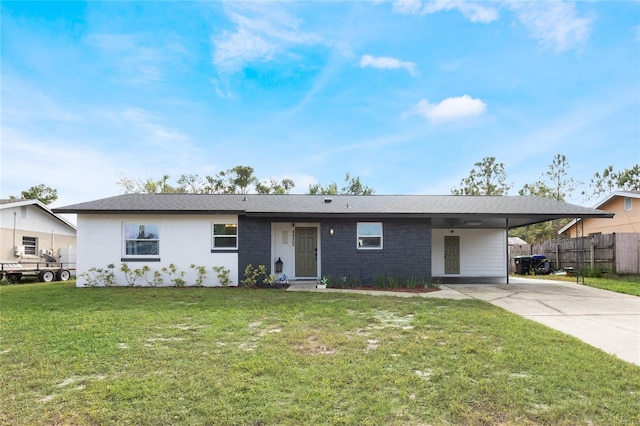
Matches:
[[1, 282, 639, 425]]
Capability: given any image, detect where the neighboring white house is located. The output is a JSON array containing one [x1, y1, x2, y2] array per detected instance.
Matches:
[[0, 199, 77, 263], [54, 194, 613, 287]]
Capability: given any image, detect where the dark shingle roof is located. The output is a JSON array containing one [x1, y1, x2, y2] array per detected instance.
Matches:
[[53, 194, 613, 229]]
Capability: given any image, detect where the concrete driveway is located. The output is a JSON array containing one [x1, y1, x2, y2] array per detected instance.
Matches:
[[447, 277, 640, 366]]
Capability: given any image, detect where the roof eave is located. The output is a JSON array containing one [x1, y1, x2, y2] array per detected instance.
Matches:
[[53, 209, 246, 215], [5, 199, 77, 230], [593, 191, 640, 208]]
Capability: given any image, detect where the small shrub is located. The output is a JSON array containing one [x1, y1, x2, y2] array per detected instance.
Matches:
[[190, 264, 208, 287], [406, 276, 419, 289], [212, 266, 232, 287], [426, 278, 441, 289], [341, 276, 350, 288], [264, 273, 276, 287], [334, 275, 352, 288], [138, 265, 159, 287], [240, 264, 278, 288], [373, 274, 386, 289], [346, 275, 360, 288], [324, 275, 340, 289], [388, 276, 403, 289], [162, 264, 186, 287], [240, 264, 258, 287], [81, 264, 117, 287], [120, 263, 144, 287], [79, 268, 97, 287], [241, 264, 270, 288], [152, 270, 164, 287]]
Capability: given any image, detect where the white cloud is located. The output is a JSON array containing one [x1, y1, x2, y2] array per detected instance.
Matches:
[[1, 103, 203, 207], [506, 2, 593, 52], [1, 74, 80, 123], [213, 26, 278, 73], [393, 0, 499, 23], [0, 126, 123, 206], [414, 95, 487, 123], [87, 33, 187, 84], [210, 2, 354, 101], [120, 107, 189, 147], [212, 3, 324, 74], [392, 0, 423, 15], [392, 1, 592, 50], [359, 54, 417, 76]]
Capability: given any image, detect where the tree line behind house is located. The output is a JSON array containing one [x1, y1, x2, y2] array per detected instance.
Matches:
[[10, 155, 639, 243]]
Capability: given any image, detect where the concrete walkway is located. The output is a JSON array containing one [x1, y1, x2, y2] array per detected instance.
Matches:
[[288, 278, 640, 366]]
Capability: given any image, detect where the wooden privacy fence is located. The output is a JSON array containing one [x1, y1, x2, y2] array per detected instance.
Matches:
[[509, 233, 639, 275]]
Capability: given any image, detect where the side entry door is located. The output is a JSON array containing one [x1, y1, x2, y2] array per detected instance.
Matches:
[[444, 235, 460, 274]]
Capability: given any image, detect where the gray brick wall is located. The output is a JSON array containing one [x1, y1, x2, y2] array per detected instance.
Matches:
[[239, 216, 431, 284], [238, 216, 272, 275], [321, 218, 431, 284]]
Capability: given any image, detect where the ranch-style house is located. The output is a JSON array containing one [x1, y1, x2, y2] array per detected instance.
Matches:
[[54, 194, 613, 287]]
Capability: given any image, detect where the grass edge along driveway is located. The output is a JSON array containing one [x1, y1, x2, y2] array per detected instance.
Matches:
[[523, 273, 640, 296], [1, 281, 639, 425]]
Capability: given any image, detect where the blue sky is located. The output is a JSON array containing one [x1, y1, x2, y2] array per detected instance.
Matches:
[[1, 1, 639, 209]]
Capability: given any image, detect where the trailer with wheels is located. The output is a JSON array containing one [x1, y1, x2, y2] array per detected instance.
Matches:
[[1, 261, 75, 283]]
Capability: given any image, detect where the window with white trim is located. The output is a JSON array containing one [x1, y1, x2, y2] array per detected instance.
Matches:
[[357, 222, 383, 249], [22, 236, 37, 256], [123, 223, 160, 256], [213, 223, 238, 249], [624, 197, 632, 211]]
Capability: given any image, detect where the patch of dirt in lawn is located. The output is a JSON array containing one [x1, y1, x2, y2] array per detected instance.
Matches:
[[369, 310, 415, 330], [249, 319, 283, 337], [414, 369, 433, 380], [238, 319, 284, 352], [246, 318, 338, 355], [172, 323, 207, 332], [40, 375, 107, 403], [365, 339, 379, 352], [146, 336, 185, 343], [295, 335, 338, 355]]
